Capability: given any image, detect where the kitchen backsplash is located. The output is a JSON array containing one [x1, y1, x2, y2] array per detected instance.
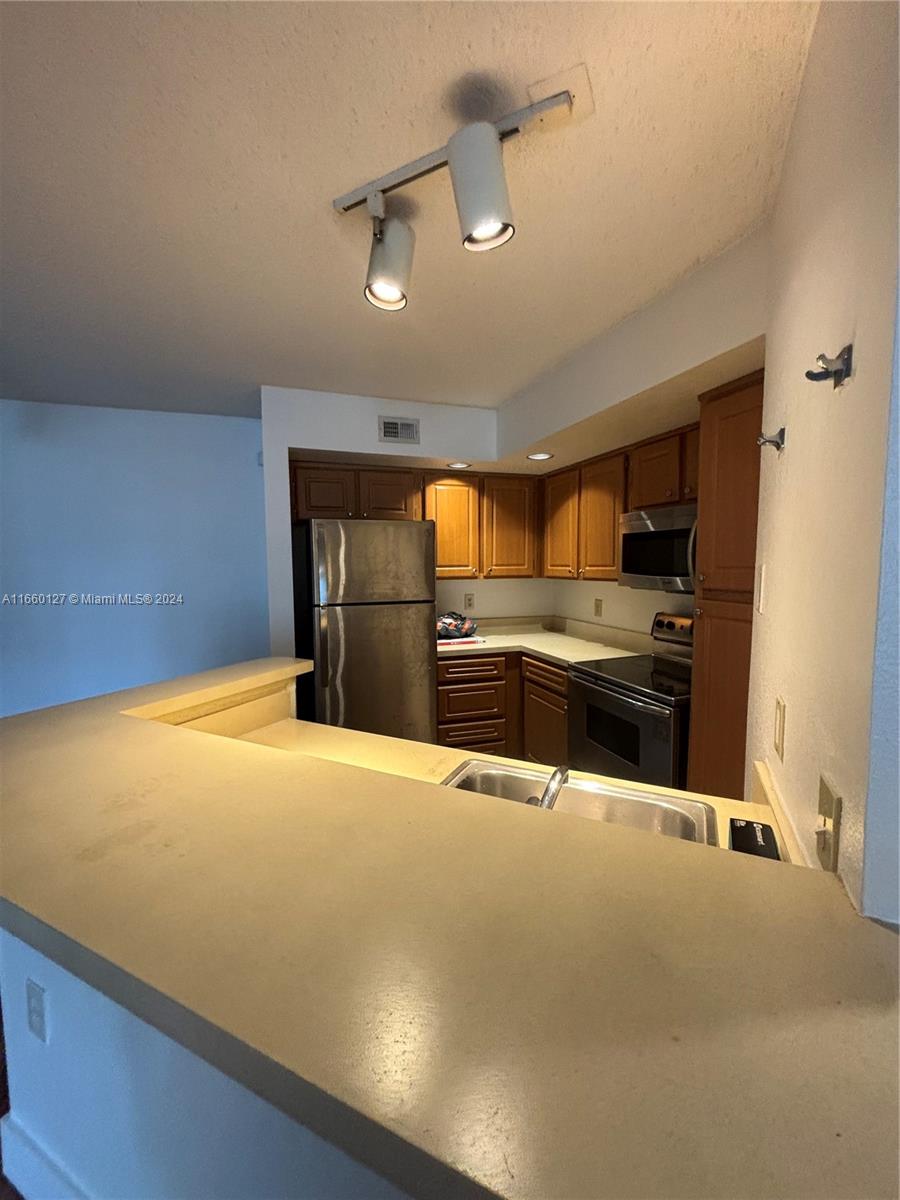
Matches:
[[436, 578, 691, 634]]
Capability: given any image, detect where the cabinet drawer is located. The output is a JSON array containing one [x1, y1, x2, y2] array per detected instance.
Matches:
[[522, 656, 568, 697], [438, 680, 506, 722], [438, 655, 506, 683], [438, 719, 506, 747]]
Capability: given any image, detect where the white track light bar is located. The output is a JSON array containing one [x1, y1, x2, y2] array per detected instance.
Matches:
[[332, 89, 573, 213]]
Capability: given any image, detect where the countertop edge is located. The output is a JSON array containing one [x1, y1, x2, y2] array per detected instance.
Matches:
[[0, 900, 498, 1200]]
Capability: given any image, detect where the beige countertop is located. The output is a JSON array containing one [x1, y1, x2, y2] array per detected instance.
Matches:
[[1, 658, 898, 1200], [437, 629, 638, 666]]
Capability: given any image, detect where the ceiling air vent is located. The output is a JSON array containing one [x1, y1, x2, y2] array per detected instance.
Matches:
[[378, 416, 420, 445]]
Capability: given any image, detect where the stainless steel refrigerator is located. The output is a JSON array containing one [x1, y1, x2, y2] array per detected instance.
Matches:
[[292, 518, 437, 743]]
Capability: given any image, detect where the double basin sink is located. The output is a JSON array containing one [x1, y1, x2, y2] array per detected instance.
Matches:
[[441, 760, 718, 845]]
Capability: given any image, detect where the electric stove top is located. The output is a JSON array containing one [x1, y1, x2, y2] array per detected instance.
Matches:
[[571, 654, 692, 707]]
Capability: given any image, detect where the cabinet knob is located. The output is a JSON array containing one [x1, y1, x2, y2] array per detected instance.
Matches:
[[693, 607, 703, 616], [578, 568, 584, 578], [684, 486, 693, 495], [698, 573, 706, 582], [346, 511, 352, 517], [471, 567, 477, 575], [362, 512, 368, 518], [487, 567, 493, 576], [665, 488, 673, 498]]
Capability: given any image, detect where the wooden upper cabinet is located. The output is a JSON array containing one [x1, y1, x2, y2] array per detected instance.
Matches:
[[681, 428, 700, 500], [687, 598, 753, 800], [696, 374, 764, 597], [543, 469, 579, 578], [627, 435, 681, 509], [425, 475, 480, 578], [357, 469, 422, 521], [482, 476, 536, 577], [292, 466, 357, 519], [578, 454, 625, 580]]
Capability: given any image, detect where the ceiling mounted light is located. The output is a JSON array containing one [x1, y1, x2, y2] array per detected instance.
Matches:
[[447, 461, 471, 470], [447, 121, 515, 252], [364, 196, 415, 311], [527, 451, 554, 461]]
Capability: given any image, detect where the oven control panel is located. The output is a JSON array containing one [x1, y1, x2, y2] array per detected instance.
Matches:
[[651, 612, 694, 646]]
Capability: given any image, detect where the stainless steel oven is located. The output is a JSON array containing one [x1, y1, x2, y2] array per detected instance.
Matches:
[[618, 503, 697, 593], [567, 614, 693, 788]]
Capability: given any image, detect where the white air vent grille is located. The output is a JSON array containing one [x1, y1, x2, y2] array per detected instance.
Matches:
[[378, 416, 420, 444]]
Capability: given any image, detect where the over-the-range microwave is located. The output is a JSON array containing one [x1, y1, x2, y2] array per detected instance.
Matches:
[[618, 502, 697, 593]]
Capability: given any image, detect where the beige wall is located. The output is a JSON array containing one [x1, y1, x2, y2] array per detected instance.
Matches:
[[746, 2, 898, 907]]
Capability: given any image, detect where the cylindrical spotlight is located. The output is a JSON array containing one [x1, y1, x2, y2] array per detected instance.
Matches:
[[364, 217, 415, 310], [447, 121, 515, 252]]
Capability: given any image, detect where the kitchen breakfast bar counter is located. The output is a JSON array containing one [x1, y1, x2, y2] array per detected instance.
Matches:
[[1, 658, 897, 1200]]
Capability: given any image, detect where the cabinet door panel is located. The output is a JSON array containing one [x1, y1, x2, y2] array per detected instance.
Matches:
[[523, 682, 568, 766], [696, 379, 763, 596], [681, 428, 700, 500], [357, 470, 422, 521], [425, 476, 480, 578], [687, 599, 753, 800], [543, 469, 579, 578], [628, 436, 681, 509], [482, 477, 536, 578], [292, 467, 357, 519], [578, 455, 625, 580]]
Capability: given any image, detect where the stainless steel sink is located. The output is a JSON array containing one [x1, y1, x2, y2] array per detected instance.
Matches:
[[440, 760, 718, 845]]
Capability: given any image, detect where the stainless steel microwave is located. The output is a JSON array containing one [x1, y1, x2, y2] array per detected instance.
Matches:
[[618, 503, 698, 593]]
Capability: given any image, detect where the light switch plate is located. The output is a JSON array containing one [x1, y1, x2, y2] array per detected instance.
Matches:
[[463, 593, 475, 611], [594, 598, 603, 618], [816, 776, 842, 872]]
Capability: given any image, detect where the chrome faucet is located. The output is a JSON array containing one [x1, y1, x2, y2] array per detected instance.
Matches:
[[528, 765, 569, 810]]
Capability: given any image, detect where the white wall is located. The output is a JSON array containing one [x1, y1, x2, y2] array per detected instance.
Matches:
[[746, 2, 898, 909], [0, 400, 270, 717], [497, 227, 769, 457], [551, 580, 693, 636], [861, 298, 899, 923], [261, 386, 496, 654], [0, 930, 406, 1200], [435, 578, 555, 619]]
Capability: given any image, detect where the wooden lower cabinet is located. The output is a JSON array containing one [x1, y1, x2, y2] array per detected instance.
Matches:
[[522, 682, 568, 765], [687, 599, 753, 800]]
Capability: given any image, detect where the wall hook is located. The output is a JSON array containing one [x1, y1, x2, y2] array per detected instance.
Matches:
[[758, 427, 786, 452], [805, 344, 853, 388]]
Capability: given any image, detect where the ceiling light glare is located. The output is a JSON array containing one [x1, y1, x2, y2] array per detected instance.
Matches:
[[447, 462, 471, 470], [527, 452, 554, 461], [364, 217, 415, 311], [447, 121, 515, 252]]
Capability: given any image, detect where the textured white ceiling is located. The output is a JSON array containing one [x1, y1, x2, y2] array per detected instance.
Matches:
[[0, 2, 817, 416]]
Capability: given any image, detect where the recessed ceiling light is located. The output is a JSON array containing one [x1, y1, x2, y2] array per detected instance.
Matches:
[[527, 451, 554, 461], [447, 461, 471, 470], [448, 122, 515, 253]]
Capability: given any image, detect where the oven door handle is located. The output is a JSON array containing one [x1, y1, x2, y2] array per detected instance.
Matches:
[[569, 672, 673, 717]]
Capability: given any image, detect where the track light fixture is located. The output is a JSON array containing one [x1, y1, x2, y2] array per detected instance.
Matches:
[[447, 121, 514, 252], [334, 87, 573, 308], [364, 194, 415, 311]]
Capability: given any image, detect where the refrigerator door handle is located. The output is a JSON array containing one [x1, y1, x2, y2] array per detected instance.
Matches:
[[317, 609, 330, 687]]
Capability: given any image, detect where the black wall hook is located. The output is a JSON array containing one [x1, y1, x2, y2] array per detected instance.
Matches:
[[806, 344, 853, 388]]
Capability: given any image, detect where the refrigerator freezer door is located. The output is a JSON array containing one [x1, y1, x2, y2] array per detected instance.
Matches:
[[312, 519, 435, 605], [316, 601, 437, 742]]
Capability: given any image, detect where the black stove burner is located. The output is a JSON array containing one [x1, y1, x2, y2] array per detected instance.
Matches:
[[572, 654, 692, 706]]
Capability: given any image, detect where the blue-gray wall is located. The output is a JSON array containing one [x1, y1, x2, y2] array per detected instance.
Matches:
[[0, 399, 270, 716]]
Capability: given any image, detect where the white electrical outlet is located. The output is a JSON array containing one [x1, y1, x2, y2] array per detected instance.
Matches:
[[463, 592, 475, 611], [594, 598, 603, 618], [26, 978, 47, 1043], [774, 696, 786, 761]]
